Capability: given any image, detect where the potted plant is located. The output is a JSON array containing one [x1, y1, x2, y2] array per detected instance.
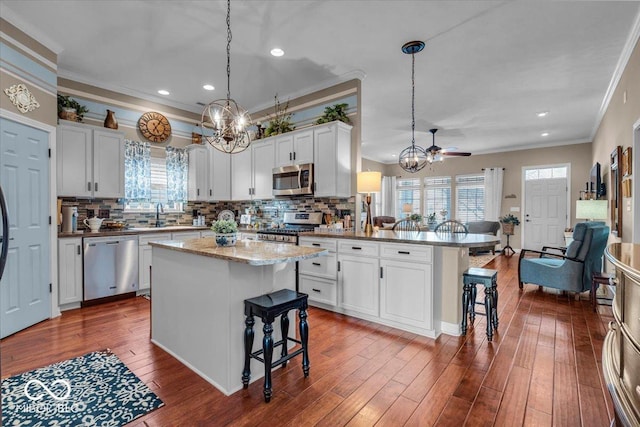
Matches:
[[57, 94, 89, 122], [409, 213, 423, 224], [499, 214, 520, 235], [211, 219, 238, 247], [315, 103, 351, 125], [426, 212, 437, 229], [264, 95, 294, 137]]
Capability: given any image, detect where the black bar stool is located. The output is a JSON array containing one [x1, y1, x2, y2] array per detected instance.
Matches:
[[462, 267, 498, 341], [242, 289, 309, 402]]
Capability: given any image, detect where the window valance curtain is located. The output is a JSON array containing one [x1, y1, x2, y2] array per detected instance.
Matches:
[[484, 167, 504, 221], [166, 146, 188, 202], [124, 139, 151, 201]]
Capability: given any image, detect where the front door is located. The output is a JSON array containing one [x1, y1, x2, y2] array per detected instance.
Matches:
[[0, 117, 50, 338], [523, 167, 568, 250]]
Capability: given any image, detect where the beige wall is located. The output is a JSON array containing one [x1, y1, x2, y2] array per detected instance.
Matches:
[[369, 142, 592, 248], [58, 78, 199, 148], [592, 38, 640, 243], [0, 18, 57, 126]]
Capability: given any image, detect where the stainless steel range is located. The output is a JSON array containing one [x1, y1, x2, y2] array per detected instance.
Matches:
[[257, 212, 323, 244]]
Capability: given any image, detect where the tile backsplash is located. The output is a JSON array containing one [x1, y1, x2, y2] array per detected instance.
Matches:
[[60, 197, 355, 229]]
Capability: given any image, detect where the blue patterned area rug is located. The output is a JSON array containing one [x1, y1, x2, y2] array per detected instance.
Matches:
[[1, 349, 164, 426]]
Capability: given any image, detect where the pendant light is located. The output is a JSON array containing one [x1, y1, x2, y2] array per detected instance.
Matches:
[[398, 40, 428, 173], [200, 0, 252, 154]]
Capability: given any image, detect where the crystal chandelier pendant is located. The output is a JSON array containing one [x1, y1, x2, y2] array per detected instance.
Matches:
[[200, 0, 252, 154], [201, 98, 252, 154]]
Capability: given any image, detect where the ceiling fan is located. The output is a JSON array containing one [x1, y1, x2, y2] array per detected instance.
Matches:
[[424, 128, 472, 161]]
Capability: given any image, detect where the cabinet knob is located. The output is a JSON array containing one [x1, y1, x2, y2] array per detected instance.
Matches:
[[312, 288, 321, 293], [87, 182, 91, 191], [94, 182, 98, 192], [312, 262, 321, 266]]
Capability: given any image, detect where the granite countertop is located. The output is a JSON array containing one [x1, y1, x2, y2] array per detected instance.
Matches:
[[300, 230, 501, 248], [58, 225, 210, 238], [58, 225, 260, 238], [605, 243, 640, 281], [150, 238, 327, 266]]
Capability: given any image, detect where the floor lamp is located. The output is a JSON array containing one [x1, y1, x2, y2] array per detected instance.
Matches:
[[357, 171, 381, 233]]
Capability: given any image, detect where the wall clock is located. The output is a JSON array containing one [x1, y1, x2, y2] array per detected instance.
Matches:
[[138, 111, 172, 143]]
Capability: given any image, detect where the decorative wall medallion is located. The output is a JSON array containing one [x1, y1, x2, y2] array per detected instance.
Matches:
[[4, 84, 40, 113]]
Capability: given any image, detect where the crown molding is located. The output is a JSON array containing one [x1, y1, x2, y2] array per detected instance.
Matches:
[[590, 9, 640, 140], [0, 5, 64, 54]]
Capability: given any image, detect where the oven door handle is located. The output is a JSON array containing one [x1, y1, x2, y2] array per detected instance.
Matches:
[[298, 168, 302, 191]]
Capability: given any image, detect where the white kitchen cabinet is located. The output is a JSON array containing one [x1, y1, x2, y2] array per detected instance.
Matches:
[[338, 253, 379, 317], [58, 237, 83, 306], [313, 121, 352, 198], [251, 139, 275, 200], [231, 145, 253, 200], [208, 144, 231, 201], [139, 233, 165, 292], [299, 252, 337, 280], [57, 122, 124, 198], [274, 129, 313, 167], [171, 231, 202, 241], [187, 145, 209, 201], [299, 275, 337, 306], [380, 259, 433, 330]]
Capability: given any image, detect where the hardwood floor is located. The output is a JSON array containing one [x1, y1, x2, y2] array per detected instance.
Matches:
[[1, 254, 615, 426]]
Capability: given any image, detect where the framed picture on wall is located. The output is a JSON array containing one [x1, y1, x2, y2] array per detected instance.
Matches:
[[610, 146, 623, 237], [622, 147, 632, 177]]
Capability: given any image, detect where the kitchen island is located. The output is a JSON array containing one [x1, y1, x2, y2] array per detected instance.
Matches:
[[299, 230, 500, 338], [149, 238, 327, 395]]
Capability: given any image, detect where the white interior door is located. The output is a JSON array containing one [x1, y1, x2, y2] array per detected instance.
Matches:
[[0, 117, 50, 338], [523, 170, 568, 250]]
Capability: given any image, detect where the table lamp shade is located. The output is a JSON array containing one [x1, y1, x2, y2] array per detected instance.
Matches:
[[357, 171, 381, 194], [403, 203, 413, 213], [575, 199, 608, 220]]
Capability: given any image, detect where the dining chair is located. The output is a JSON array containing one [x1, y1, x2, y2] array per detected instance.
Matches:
[[434, 220, 468, 234], [392, 219, 420, 231]]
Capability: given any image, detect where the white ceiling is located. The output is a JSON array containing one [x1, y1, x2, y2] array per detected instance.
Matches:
[[2, 1, 639, 163]]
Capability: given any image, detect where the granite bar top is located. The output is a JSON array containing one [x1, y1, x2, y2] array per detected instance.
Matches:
[[150, 238, 328, 266], [300, 230, 500, 248]]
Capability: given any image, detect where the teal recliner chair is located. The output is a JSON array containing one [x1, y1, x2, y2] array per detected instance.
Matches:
[[518, 222, 609, 292]]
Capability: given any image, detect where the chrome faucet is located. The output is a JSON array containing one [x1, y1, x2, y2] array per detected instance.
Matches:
[[155, 203, 164, 227]]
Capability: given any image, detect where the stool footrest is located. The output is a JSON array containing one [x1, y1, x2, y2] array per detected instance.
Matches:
[[249, 337, 301, 359]]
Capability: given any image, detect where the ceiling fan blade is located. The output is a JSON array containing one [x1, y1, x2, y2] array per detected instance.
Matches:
[[441, 151, 472, 157]]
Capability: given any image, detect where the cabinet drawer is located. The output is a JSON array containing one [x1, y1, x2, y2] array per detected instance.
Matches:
[[299, 252, 337, 279], [380, 243, 433, 263], [299, 275, 337, 306], [139, 233, 167, 246], [338, 239, 379, 257], [299, 237, 337, 252]]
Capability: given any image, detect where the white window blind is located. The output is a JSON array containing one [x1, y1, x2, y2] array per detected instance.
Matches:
[[455, 174, 485, 222], [396, 178, 421, 219], [424, 176, 451, 219]]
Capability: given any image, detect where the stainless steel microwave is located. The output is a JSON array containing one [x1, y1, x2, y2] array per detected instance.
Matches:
[[272, 163, 314, 196]]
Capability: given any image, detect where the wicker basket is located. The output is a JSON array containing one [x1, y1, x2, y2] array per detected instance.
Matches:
[[502, 223, 515, 235]]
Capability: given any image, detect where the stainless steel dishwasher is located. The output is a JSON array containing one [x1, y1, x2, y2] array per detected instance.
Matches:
[[83, 235, 139, 301]]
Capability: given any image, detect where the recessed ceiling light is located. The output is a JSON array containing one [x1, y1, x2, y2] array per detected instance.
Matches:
[[157, 89, 170, 96], [391, 154, 396, 157], [203, 84, 215, 91], [536, 111, 549, 117], [541, 132, 550, 137], [270, 48, 284, 57]]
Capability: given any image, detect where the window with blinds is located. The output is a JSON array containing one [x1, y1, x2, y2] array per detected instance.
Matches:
[[396, 178, 421, 219], [424, 176, 451, 219], [125, 152, 184, 212], [455, 174, 484, 222]]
